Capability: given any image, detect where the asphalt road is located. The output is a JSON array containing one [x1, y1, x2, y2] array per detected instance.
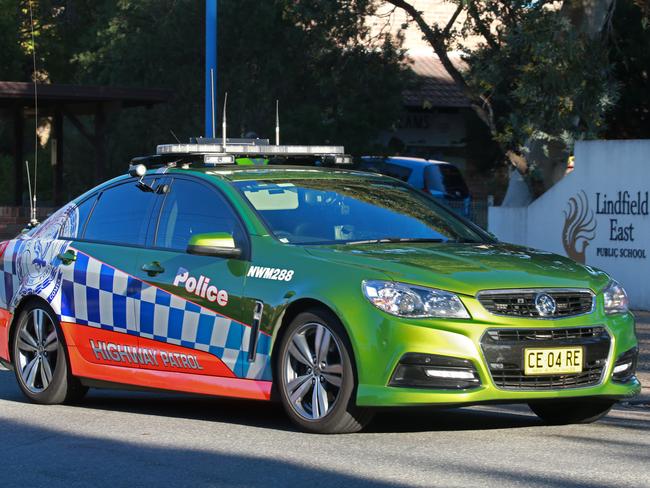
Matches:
[[1, 318, 649, 488]]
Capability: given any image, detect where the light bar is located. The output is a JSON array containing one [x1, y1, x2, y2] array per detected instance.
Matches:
[[333, 155, 353, 165], [157, 143, 346, 157], [204, 154, 235, 166]]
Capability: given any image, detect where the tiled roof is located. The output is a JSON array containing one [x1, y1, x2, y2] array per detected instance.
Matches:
[[404, 54, 470, 109], [0, 81, 170, 106]]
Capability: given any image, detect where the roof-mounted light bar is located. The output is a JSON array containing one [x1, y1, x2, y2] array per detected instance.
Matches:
[[191, 137, 270, 146], [204, 154, 235, 165], [156, 143, 346, 157]]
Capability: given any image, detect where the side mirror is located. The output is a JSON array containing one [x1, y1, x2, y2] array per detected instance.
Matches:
[[187, 232, 242, 259]]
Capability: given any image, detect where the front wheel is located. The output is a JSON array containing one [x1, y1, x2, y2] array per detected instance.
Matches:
[[277, 308, 373, 434], [528, 399, 616, 425], [12, 302, 88, 405]]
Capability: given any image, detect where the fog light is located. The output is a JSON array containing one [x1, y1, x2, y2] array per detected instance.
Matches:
[[425, 368, 476, 380], [612, 347, 638, 383], [389, 353, 481, 390], [613, 363, 631, 374]]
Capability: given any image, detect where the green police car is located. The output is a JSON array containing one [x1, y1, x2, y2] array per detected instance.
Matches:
[[0, 140, 640, 433]]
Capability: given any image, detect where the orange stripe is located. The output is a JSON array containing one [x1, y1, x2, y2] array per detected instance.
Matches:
[[66, 345, 271, 400], [0, 307, 12, 362], [61, 322, 272, 400], [61, 323, 236, 377]]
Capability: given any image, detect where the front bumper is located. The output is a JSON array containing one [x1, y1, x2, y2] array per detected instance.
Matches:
[[353, 309, 641, 407]]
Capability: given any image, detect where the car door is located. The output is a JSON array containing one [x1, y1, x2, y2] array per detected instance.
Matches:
[[61, 177, 163, 369], [130, 175, 256, 379]]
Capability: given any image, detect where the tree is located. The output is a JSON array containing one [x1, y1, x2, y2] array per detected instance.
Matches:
[[384, 0, 618, 195], [603, 0, 650, 138], [1, 0, 411, 201], [72, 0, 410, 173]]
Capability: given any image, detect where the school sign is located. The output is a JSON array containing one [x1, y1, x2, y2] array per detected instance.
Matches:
[[489, 140, 650, 309]]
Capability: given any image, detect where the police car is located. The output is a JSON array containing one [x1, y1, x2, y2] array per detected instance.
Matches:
[[0, 139, 640, 433]]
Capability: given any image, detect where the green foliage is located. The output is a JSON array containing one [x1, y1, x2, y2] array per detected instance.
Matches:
[[0, 0, 23, 80], [1, 0, 409, 200], [603, 0, 650, 138], [462, 2, 617, 161]]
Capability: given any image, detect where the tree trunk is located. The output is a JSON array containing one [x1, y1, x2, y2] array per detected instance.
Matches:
[[561, 0, 616, 38]]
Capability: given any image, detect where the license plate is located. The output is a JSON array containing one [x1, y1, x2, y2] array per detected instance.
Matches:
[[524, 347, 583, 375]]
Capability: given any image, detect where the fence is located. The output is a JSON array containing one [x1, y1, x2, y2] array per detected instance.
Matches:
[[0, 206, 58, 241], [444, 199, 489, 230]]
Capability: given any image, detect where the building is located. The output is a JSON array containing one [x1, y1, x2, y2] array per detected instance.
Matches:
[[368, 1, 498, 199]]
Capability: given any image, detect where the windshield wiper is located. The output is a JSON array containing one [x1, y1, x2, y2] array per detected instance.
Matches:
[[344, 237, 445, 245]]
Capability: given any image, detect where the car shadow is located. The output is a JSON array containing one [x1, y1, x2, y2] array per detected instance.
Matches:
[[0, 372, 551, 434], [70, 388, 541, 434], [0, 417, 407, 488]]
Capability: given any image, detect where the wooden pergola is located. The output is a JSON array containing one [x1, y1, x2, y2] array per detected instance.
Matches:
[[0, 81, 170, 206]]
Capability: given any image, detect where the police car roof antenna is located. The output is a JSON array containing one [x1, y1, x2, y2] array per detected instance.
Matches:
[[222, 92, 228, 151], [275, 99, 280, 146], [26, 0, 39, 228]]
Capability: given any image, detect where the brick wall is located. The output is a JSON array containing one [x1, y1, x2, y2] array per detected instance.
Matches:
[[0, 207, 58, 241]]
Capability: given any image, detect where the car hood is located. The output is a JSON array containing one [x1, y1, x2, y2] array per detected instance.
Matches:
[[304, 242, 609, 296]]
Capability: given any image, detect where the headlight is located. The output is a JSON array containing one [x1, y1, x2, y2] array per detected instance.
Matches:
[[362, 280, 470, 319], [603, 280, 629, 315]]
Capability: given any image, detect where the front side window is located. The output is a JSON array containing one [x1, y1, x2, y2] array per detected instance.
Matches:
[[235, 177, 489, 245], [155, 178, 244, 251], [83, 180, 159, 246]]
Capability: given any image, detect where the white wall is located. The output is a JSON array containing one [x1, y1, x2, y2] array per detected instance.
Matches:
[[489, 140, 650, 310]]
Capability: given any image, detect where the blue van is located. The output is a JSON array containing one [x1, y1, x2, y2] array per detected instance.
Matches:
[[358, 157, 472, 218]]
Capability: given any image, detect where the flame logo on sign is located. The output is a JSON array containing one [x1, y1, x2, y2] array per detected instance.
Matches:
[[562, 191, 596, 264]]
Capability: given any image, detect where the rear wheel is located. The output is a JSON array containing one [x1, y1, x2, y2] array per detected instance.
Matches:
[[277, 308, 373, 434], [12, 302, 87, 404], [528, 399, 616, 425]]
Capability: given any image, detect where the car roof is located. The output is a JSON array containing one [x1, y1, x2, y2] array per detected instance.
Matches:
[[168, 165, 395, 183]]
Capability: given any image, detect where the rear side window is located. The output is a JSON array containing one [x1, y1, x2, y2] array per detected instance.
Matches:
[[60, 196, 96, 239], [425, 165, 469, 197], [83, 181, 159, 246], [438, 165, 469, 197], [155, 178, 245, 251]]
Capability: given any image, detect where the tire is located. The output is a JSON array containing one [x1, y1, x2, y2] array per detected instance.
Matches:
[[277, 308, 373, 434], [528, 399, 616, 425], [11, 301, 88, 405]]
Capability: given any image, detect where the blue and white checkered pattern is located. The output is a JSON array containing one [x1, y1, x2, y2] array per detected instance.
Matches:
[[58, 248, 272, 380], [0, 241, 21, 311]]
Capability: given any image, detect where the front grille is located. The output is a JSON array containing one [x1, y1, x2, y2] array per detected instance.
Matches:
[[477, 289, 594, 318], [481, 326, 610, 391], [490, 364, 605, 389], [485, 326, 604, 342]]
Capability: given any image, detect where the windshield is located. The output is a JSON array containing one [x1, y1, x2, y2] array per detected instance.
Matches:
[[234, 177, 489, 245]]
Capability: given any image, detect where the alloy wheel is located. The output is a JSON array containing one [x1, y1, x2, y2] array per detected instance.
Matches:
[[284, 322, 344, 421], [16, 308, 60, 393]]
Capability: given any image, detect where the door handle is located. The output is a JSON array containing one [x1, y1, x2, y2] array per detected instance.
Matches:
[[57, 250, 77, 266], [141, 261, 165, 277]]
